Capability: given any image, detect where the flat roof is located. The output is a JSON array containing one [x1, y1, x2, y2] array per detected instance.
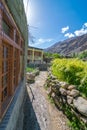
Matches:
[[28, 46, 43, 51]]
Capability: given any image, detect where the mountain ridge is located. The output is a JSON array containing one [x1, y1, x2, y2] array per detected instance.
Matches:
[[45, 34, 87, 55]]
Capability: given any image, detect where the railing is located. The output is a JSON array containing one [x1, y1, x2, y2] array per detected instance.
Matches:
[[34, 56, 42, 60], [28, 55, 42, 61]]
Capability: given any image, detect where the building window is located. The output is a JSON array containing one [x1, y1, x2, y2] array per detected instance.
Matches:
[[2, 11, 14, 40], [1, 44, 9, 103], [15, 32, 20, 44], [3, 44, 8, 58], [2, 20, 10, 36]]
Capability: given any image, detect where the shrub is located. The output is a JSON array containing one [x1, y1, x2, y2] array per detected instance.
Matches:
[[51, 58, 87, 96], [78, 50, 87, 59], [26, 67, 35, 72]]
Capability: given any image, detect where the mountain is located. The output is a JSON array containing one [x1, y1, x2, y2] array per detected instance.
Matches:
[[45, 34, 87, 56]]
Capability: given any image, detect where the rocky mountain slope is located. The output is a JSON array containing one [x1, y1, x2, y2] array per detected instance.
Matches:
[[45, 34, 87, 55]]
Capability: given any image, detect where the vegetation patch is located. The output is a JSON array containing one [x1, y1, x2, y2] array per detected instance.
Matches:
[[26, 67, 36, 73], [62, 104, 87, 130], [51, 58, 87, 96]]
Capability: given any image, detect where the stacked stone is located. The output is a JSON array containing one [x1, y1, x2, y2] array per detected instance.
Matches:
[[45, 71, 87, 124]]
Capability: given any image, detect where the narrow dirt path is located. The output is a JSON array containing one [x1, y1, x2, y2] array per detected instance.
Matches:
[[23, 72, 71, 130]]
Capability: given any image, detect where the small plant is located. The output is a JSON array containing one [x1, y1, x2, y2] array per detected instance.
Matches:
[[47, 95, 54, 104]]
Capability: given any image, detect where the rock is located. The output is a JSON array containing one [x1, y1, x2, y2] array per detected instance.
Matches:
[[54, 83, 60, 89], [26, 72, 35, 79], [50, 82, 55, 87], [73, 97, 87, 117], [51, 92, 55, 98], [67, 96, 73, 104], [47, 87, 52, 95], [59, 88, 67, 96], [69, 89, 80, 97], [67, 90, 71, 95], [51, 75, 57, 80], [52, 79, 59, 84], [27, 79, 35, 84], [26, 72, 35, 83], [62, 97, 66, 103], [59, 82, 69, 89], [68, 85, 76, 90]]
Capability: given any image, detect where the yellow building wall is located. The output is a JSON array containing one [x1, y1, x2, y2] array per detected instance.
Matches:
[[27, 48, 44, 63]]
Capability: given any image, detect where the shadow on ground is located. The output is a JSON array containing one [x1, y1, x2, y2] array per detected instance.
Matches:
[[23, 86, 41, 130]]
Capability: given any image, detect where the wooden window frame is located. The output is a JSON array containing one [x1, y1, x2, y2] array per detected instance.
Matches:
[[0, 2, 25, 120]]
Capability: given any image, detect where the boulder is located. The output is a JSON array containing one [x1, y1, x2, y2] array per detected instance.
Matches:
[[59, 82, 69, 89], [68, 85, 76, 90], [69, 89, 80, 97], [26, 72, 35, 79], [26, 72, 35, 83], [67, 90, 71, 95], [73, 97, 87, 117], [67, 96, 73, 104], [59, 88, 67, 96]]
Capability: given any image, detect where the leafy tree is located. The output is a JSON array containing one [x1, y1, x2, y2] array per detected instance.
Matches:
[[78, 50, 87, 59], [52, 53, 60, 58]]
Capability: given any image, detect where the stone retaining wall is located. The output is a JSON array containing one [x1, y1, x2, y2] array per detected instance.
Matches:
[[45, 71, 87, 129]]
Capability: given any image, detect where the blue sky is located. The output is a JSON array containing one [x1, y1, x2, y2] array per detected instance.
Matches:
[[23, 0, 87, 49]]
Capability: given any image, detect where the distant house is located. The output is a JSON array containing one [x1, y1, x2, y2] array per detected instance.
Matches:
[[27, 46, 44, 64], [0, 0, 28, 130]]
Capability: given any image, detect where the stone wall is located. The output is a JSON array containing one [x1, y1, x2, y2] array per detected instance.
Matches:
[[0, 80, 25, 130], [45, 71, 87, 129]]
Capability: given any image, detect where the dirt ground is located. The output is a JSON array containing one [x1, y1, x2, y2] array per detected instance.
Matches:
[[23, 71, 71, 130]]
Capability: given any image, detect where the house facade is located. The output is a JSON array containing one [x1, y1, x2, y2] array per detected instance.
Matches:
[[27, 46, 44, 64], [0, 0, 28, 130]]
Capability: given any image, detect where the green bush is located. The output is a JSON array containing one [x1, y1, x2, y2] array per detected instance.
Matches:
[[51, 58, 87, 96], [44, 52, 61, 59], [26, 67, 36, 72], [78, 50, 87, 59]]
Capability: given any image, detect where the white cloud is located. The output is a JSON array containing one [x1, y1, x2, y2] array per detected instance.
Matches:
[[38, 38, 53, 43], [84, 22, 87, 27], [74, 23, 87, 36], [64, 33, 75, 38], [74, 29, 87, 36], [30, 38, 53, 46], [74, 22, 87, 36], [61, 26, 69, 33], [63, 22, 87, 38]]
